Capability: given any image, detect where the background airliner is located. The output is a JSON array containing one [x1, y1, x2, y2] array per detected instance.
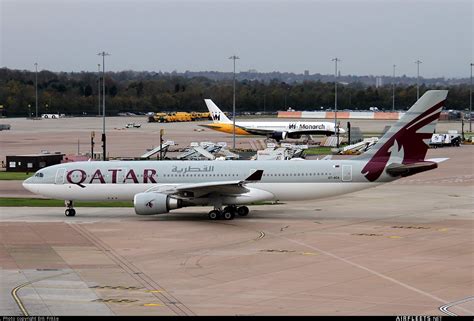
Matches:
[[201, 99, 345, 141], [23, 90, 447, 220]]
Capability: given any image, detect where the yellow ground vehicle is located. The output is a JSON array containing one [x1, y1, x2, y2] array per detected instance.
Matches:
[[148, 111, 209, 123], [191, 112, 211, 121], [148, 112, 167, 123]]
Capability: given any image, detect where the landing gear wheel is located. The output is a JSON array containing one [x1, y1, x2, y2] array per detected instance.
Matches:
[[224, 205, 236, 214], [208, 210, 221, 220], [237, 206, 249, 217], [65, 209, 76, 217], [222, 210, 235, 220]]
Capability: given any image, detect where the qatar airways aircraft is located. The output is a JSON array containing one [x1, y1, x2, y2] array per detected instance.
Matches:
[[201, 99, 345, 141], [23, 90, 448, 220]]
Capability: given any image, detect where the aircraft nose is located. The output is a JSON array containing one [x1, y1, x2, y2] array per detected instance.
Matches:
[[22, 177, 33, 192], [339, 128, 346, 134]]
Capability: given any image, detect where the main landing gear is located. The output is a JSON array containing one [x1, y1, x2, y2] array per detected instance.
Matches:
[[208, 206, 250, 220], [65, 200, 76, 217]]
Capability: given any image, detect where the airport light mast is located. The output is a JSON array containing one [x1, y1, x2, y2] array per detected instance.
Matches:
[[97, 64, 101, 116], [332, 57, 341, 148], [229, 55, 239, 150], [392, 64, 396, 111], [34, 62, 38, 118], [470, 63, 473, 132], [415, 60, 422, 100], [97, 51, 110, 161]]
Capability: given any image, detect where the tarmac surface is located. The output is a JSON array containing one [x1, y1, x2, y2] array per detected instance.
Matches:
[[0, 116, 472, 316]]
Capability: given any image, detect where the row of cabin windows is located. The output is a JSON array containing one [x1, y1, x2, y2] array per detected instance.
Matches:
[[161, 173, 332, 177], [69, 172, 333, 179]]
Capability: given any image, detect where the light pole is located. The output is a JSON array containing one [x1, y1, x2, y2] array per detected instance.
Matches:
[[332, 57, 341, 148], [392, 64, 396, 111], [470, 63, 473, 132], [34, 62, 38, 118], [97, 51, 110, 161], [415, 60, 422, 100], [98, 63, 101, 116], [229, 55, 239, 150]]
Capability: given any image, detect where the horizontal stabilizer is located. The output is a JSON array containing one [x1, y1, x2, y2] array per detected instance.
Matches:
[[386, 161, 437, 177], [425, 158, 449, 163]]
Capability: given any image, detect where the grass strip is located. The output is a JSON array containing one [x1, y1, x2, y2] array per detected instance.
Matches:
[[0, 172, 33, 180], [0, 197, 132, 207]]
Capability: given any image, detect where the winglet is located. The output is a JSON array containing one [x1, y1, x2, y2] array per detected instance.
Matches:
[[245, 170, 264, 182]]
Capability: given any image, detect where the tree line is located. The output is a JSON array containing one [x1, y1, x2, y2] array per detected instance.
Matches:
[[0, 68, 471, 117]]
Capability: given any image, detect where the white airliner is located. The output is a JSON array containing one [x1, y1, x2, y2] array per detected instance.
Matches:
[[201, 99, 345, 141], [23, 90, 448, 220]]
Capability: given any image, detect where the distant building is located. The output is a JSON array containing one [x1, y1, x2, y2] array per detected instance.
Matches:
[[304, 70, 309, 77], [375, 77, 383, 88], [6, 153, 64, 172]]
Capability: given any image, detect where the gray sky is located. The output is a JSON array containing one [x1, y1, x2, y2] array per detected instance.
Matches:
[[1, 0, 472, 78]]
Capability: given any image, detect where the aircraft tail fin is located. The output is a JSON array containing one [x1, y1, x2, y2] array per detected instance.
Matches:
[[204, 99, 232, 123], [356, 90, 448, 182]]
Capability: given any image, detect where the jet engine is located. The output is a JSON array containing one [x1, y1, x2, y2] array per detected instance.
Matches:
[[270, 131, 288, 141], [134, 192, 182, 215]]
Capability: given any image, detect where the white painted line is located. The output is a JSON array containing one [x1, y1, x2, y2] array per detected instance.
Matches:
[[268, 231, 473, 315], [439, 296, 474, 316]]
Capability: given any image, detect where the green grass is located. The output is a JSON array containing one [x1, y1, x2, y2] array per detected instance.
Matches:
[[304, 147, 335, 155], [0, 172, 33, 180], [0, 197, 133, 207]]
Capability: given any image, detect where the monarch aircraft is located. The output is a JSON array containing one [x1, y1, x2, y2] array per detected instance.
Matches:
[[23, 91, 448, 220], [200, 99, 345, 141]]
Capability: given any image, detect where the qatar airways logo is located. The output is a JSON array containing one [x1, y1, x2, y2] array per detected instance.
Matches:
[[361, 101, 444, 182], [66, 168, 157, 184], [146, 200, 154, 208]]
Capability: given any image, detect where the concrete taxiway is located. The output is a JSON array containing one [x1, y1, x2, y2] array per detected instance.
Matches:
[[1, 146, 473, 315]]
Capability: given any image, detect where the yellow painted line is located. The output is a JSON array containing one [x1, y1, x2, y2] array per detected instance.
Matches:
[[11, 284, 29, 316], [11, 272, 71, 316], [437, 228, 449, 232], [388, 236, 403, 239], [143, 303, 162, 307], [301, 252, 318, 256], [145, 290, 163, 293]]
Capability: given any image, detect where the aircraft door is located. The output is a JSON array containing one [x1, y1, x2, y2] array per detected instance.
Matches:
[[342, 165, 352, 182], [55, 168, 66, 184]]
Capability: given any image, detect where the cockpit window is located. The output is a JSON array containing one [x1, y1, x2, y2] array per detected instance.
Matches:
[[34, 172, 44, 178]]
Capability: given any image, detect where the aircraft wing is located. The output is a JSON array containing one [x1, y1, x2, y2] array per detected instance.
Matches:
[[156, 170, 264, 198]]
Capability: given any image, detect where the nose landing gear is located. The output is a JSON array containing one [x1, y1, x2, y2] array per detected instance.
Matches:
[[65, 200, 76, 217]]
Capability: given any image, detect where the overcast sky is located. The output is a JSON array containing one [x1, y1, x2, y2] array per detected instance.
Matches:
[[1, 0, 472, 78]]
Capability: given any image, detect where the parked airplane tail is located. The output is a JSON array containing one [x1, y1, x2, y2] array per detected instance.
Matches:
[[356, 90, 448, 182], [204, 99, 232, 123]]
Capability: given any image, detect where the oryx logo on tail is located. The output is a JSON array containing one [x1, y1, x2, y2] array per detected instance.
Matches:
[[359, 91, 447, 182]]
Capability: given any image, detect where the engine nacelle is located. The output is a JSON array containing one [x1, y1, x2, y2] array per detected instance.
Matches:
[[270, 131, 288, 141], [134, 192, 182, 215]]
